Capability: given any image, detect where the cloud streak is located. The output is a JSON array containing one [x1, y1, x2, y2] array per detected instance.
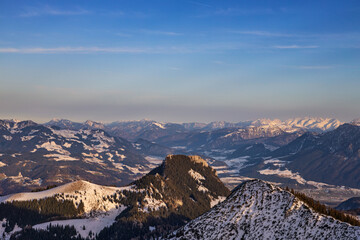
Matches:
[[213, 8, 274, 16], [273, 45, 319, 49], [230, 30, 295, 37], [19, 6, 91, 17], [0, 47, 147, 54], [139, 29, 183, 36], [293, 65, 334, 70]]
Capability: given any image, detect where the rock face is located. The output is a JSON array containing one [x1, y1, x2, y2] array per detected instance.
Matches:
[[167, 179, 360, 240], [97, 154, 230, 239]]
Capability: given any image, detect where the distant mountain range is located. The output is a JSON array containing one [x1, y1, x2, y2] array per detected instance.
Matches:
[[46, 117, 343, 141], [235, 123, 360, 189], [0, 119, 151, 194], [1, 117, 359, 195]]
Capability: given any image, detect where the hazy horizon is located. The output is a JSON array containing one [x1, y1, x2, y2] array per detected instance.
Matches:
[[0, 115, 357, 125], [1, 0, 359, 123]]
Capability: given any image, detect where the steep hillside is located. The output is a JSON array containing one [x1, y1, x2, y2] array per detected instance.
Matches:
[[97, 154, 230, 239], [167, 179, 360, 240], [1, 155, 229, 239]]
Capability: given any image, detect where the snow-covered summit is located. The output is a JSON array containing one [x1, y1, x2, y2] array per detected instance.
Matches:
[[168, 179, 360, 239], [246, 117, 342, 133], [284, 117, 342, 132]]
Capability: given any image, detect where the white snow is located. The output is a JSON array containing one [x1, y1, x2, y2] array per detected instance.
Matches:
[[114, 151, 126, 159], [0, 180, 134, 213], [63, 142, 72, 148], [33, 207, 126, 238], [0, 220, 21, 240], [263, 159, 287, 167], [188, 169, 205, 181], [52, 129, 79, 139], [210, 196, 226, 208], [0, 161, 7, 167], [125, 165, 148, 175], [142, 195, 167, 212], [112, 162, 124, 170], [4, 172, 42, 186], [21, 136, 35, 141], [258, 168, 306, 184], [37, 141, 70, 155], [168, 180, 360, 240], [153, 122, 166, 129], [197, 185, 209, 192], [29, 129, 39, 135], [2, 135, 12, 141], [44, 154, 79, 161]]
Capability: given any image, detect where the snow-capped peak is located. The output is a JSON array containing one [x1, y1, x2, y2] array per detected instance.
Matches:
[[168, 179, 360, 239]]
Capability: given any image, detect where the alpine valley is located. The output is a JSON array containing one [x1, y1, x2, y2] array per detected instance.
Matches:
[[1, 117, 360, 239]]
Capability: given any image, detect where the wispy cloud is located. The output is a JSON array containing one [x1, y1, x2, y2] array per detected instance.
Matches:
[[0, 47, 146, 54], [293, 65, 333, 70], [273, 45, 319, 49], [214, 8, 274, 16], [188, 1, 213, 8], [0, 46, 198, 54], [230, 30, 295, 37], [139, 29, 183, 36], [20, 6, 91, 17]]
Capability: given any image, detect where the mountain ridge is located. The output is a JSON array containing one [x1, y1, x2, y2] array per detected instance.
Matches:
[[167, 179, 360, 239]]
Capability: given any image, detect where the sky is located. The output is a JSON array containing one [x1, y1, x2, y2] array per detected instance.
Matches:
[[0, 0, 359, 123]]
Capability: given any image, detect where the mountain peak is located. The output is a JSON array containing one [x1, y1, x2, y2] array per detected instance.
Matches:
[[165, 154, 209, 168], [168, 179, 360, 239]]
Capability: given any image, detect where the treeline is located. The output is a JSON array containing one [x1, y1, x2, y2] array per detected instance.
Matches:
[[10, 225, 83, 240], [31, 185, 57, 192], [0, 197, 84, 233], [286, 187, 360, 227]]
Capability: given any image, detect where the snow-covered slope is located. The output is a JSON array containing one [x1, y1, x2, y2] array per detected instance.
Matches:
[[247, 117, 341, 133], [168, 179, 360, 239], [0, 155, 230, 239], [0, 180, 133, 213], [284, 117, 342, 132]]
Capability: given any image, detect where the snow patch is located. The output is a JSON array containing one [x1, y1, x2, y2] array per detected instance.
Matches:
[[21, 136, 35, 141], [33, 207, 126, 238], [188, 169, 205, 181], [2, 135, 12, 141], [258, 168, 306, 184], [44, 154, 78, 161]]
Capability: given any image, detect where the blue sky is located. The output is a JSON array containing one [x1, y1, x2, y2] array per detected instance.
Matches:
[[0, 0, 359, 123]]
